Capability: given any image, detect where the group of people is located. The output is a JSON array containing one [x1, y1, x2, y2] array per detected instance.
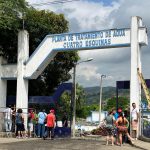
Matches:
[[3, 106, 68, 139], [104, 102, 139, 146], [3, 103, 139, 143]]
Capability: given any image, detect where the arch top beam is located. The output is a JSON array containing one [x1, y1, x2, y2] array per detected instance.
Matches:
[[24, 27, 147, 79]]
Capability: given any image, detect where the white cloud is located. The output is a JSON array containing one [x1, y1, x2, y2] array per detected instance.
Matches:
[[27, 0, 120, 32], [77, 64, 100, 80], [60, 1, 119, 32]]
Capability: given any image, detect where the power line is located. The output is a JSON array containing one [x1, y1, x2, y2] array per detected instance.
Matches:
[[30, 0, 80, 6]]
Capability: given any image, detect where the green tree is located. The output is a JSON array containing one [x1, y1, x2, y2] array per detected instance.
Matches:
[[87, 104, 99, 111], [57, 83, 88, 119], [42, 52, 79, 95], [0, 0, 27, 30], [80, 104, 99, 118], [24, 9, 79, 95], [0, 0, 79, 96], [0, 0, 28, 61], [76, 83, 87, 118], [57, 91, 71, 120], [58, 84, 101, 119], [104, 96, 129, 111]]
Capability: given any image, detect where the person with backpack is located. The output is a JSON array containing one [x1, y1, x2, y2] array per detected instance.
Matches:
[[37, 109, 47, 138], [104, 110, 115, 146]]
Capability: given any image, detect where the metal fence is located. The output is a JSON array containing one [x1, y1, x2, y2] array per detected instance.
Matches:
[[140, 109, 150, 138]]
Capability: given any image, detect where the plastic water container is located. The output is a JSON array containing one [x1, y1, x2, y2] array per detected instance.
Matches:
[[57, 121, 62, 127]]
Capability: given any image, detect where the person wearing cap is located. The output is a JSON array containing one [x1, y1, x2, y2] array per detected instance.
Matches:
[[43, 109, 56, 140]]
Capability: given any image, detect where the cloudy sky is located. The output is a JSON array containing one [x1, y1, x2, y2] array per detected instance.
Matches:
[[26, 0, 150, 87]]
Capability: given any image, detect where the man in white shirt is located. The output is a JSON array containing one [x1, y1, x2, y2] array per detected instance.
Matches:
[[3, 105, 13, 133], [131, 103, 139, 140]]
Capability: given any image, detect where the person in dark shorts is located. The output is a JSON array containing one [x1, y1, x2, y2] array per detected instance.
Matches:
[[15, 108, 25, 138], [104, 110, 115, 146], [62, 112, 68, 127], [43, 109, 56, 140]]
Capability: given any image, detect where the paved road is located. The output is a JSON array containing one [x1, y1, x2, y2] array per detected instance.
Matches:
[[0, 138, 141, 150]]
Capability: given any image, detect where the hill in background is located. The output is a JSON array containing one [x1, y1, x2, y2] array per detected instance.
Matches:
[[84, 86, 130, 105]]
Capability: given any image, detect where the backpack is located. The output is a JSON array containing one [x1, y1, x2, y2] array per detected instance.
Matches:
[[105, 115, 114, 129], [16, 113, 23, 124]]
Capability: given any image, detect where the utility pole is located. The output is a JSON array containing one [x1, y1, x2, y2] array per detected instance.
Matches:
[[71, 64, 76, 138], [99, 75, 106, 124]]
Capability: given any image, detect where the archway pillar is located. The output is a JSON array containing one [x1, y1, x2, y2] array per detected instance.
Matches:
[[130, 16, 142, 137], [16, 30, 29, 130], [0, 57, 7, 131]]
